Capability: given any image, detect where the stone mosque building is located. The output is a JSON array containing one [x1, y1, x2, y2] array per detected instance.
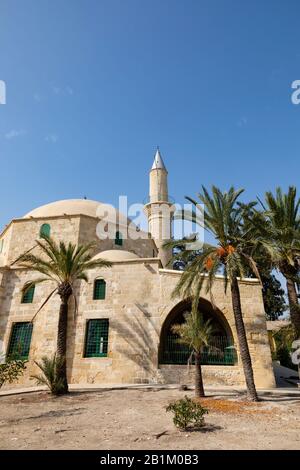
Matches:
[[0, 150, 275, 389]]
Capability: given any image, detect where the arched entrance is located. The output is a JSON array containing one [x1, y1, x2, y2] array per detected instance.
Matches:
[[159, 299, 237, 366]]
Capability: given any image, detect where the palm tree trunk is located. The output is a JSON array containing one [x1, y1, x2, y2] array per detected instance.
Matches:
[[286, 278, 300, 337], [231, 276, 258, 402], [56, 296, 69, 394], [194, 351, 205, 398]]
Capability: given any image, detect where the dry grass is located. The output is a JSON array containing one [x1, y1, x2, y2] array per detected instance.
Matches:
[[195, 397, 273, 415]]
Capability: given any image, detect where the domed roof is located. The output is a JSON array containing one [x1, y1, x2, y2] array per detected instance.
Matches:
[[92, 250, 140, 262], [23, 199, 129, 224]]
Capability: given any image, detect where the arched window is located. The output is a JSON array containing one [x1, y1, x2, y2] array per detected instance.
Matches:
[[40, 223, 50, 238], [93, 279, 106, 300], [115, 231, 123, 246], [21, 284, 35, 304], [159, 300, 237, 366]]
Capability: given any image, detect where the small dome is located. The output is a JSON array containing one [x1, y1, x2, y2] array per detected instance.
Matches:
[[92, 250, 140, 262], [23, 199, 129, 224]]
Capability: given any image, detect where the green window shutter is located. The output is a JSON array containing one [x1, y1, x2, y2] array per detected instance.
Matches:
[[21, 285, 35, 304], [40, 223, 50, 238], [8, 322, 33, 360], [84, 319, 109, 357], [0, 239, 4, 253], [115, 231, 123, 246], [93, 279, 106, 300]]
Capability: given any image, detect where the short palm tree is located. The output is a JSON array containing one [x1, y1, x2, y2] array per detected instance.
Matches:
[[169, 186, 260, 401], [31, 354, 66, 395], [172, 312, 214, 397], [17, 236, 111, 394], [257, 187, 300, 336]]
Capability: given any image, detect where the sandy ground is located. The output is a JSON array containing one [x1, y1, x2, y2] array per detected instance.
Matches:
[[0, 388, 299, 450]]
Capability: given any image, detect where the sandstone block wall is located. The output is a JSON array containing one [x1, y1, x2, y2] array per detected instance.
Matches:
[[0, 259, 275, 390]]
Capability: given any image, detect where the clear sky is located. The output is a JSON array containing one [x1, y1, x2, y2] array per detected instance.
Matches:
[[0, 0, 300, 234]]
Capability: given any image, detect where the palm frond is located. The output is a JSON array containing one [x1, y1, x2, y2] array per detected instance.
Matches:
[[17, 237, 112, 320], [172, 313, 215, 354]]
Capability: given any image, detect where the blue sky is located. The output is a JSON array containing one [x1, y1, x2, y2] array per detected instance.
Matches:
[[0, 0, 300, 235]]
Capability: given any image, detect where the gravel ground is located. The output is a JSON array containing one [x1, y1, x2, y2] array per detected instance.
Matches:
[[0, 388, 299, 450]]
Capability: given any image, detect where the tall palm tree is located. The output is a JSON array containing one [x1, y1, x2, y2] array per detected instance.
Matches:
[[172, 312, 214, 397], [257, 187, 300, 336], [169, 186, 260, 401], [17, 236, 111, 394]]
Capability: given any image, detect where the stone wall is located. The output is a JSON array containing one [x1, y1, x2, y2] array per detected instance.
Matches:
[[78, 216, 157, 259], [0, 258, 276, 390], [0, 214, 157, 269], [0, 225, 13, 267], [159, 365, 244, 387], [1, 217, 81, 267]]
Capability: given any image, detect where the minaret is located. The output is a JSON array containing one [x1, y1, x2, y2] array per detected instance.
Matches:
[[144, 148, 174, 267]]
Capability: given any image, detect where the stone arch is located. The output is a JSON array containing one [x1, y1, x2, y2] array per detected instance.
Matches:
[[158, 298, 236, 366]]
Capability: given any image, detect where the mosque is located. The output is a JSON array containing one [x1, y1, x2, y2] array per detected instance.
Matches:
[[0, 150, 275, 388]]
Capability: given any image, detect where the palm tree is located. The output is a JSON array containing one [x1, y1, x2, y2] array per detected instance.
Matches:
[[31, 354, 66, 395], [256, 187, 300, 336], [17, 236, 111, 394], [169, 186, 260, 401], [172, 312, 214, 397]]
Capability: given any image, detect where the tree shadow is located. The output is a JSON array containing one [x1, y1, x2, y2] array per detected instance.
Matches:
[[112, 305, 161, 382]]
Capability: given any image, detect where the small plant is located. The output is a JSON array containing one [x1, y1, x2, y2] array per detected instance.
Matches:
[[0, 356, 27, 388], [171, 312, 214, 397], [166, 395, 208, 430], [31, 354, 67, 396]]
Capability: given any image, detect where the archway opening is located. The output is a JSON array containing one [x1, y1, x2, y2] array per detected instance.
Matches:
[[159, 299, 237, 366]]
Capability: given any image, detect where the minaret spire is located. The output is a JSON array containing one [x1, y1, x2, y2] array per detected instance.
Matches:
[[151, 147, 167, 171]]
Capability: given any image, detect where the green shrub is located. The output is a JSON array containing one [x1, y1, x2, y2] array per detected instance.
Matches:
[[31, 354, 66, 396], [0, 357, 27, 388], [166, 395, 208, 430]]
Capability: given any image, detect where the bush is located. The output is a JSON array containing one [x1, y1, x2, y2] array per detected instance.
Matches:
[[166, 395, 208, 430], [31, 354, 66, 395], [0, 357, 27, 388]]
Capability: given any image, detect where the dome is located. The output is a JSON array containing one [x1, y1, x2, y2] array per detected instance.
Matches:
[[92, 250, 140, 262], [23, 199, 129, 224]]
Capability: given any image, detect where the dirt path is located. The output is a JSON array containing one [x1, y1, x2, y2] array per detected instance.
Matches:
[[0, 388, 299, 450]]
